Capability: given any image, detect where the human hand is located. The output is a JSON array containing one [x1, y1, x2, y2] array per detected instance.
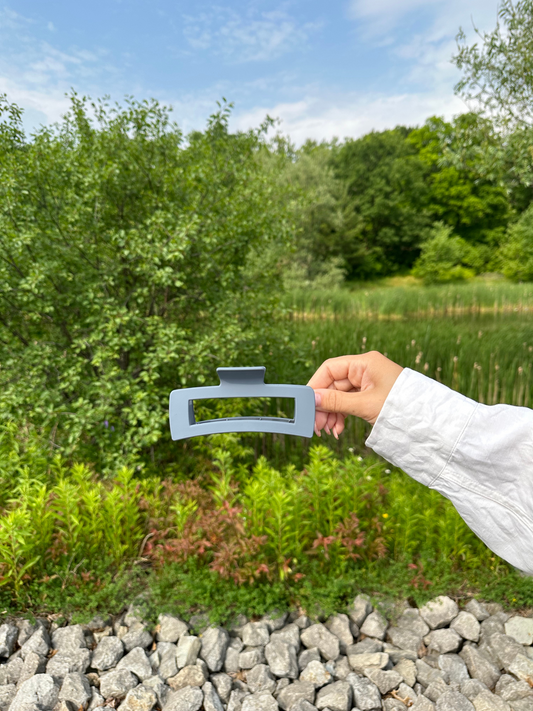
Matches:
[[307, 351, 403, 437]]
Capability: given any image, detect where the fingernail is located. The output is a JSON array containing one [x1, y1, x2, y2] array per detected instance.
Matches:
[[314, 424, 321, 437], [333, 426, 339, 440], [325, 424, 331, 435], [314, 392, 321, 407]]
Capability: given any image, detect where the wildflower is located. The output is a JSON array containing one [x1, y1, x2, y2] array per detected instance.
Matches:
[[348, 447, 354, 453], [382, 513, 389, 519], [384, 469, 391, 474], [357, 456, 363, 462], [424, 362, 429, 371], [366, 475, 372, 481], [415, 351, 422, 364]]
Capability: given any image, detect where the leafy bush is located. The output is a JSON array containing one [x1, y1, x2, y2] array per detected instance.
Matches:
[[412, 223, 476, 284], [0, 95, 295, 470], [496, 205, 533, 281]]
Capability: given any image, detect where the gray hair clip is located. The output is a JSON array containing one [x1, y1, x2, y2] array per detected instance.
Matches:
[[169, 366, 315, 440]]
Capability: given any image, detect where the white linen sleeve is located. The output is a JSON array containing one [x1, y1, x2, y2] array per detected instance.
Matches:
[[365, 367, 533, 575]]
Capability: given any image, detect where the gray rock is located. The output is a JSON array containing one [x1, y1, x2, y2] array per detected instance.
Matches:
[[416, 659, 448, 687], [460, 645, 501, 689], [240, 647, 267, 669], [465, 601, 490, 622], [333, 657, 350, 680], [277, 680, 315, 710], [461, 679, 490, 701], [363, 668, 402, 695], [325, 616, 353, 654], [360, 611, 388, 641], [203, 681, 225, 711], [294, 616, 311, 631], [345, 672, 381, 711], [451, 612, 481, 643], [507, 654, 533, 684], [156, 614, 187, 644], [397, 608, 430, 637], [176, 634, 201, 669], [163, 685, 203, 711], [438, 653, 470, 683], [348, 595, 373, 628], [167, 663, 207, 690], [19, 628, 51, 660], [481, 617, 507, 644], [121, 626, 153, 653], [263, 611, 289, 633], [419, 597, 459, 631], [241, 690, 279, 711], [0, 656, 23, 685], [488, 633, 524, 670], [211, 672, 232, 703], [99, 669, 138, 700], [299, 648, 321, 671], [472, 689, 512, 710], [247, 664, 276, 694], [348, 652, 389, 673], [0, 684, 16, 711], [275, 678, 290, 696], [271, 625, 301, 653], [58, 672, 91, 709], [117, 646, 152, 681], [93, 635, 124, 671], [17, 652, 47, 687], [508, 699, 533, 711], [315, 680, 352, 711], [119, 684, 158, 711], [265, 639, 298, 679], [347, 638, 383, 655], [143, 675, 170, 707], [156, 641, 178, 680], [425, 629, 462, 654], [87, 686, 105, 711], [495, 673, 533, 702], [123, 604, 146, 628], [411, 696, 436, 710], [243, 623, 271, 648], [290, 701, 317, 711], [46, 649, 91, 680], [225, 647, 242, 674], [227, 689, 250, 711], [300, 626, 339, 661], [387, 627, 422, 653], [52, 625, 86, 652], [10, 674, 59, 711], [397, 681, 417, 704], [504, 618, 533, 647], [0, 624, 18, 658], [300, 661, 332, 688], [384, 644, 418, 665], [425, 679, 449, 702], [201, 627, 230, 672], [394, 658, 417, 687], [435, 690, 475, 710], [383, 700, 406, 711]]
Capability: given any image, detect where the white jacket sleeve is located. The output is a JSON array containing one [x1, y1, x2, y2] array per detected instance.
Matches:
[[365, 367, 533, 575]]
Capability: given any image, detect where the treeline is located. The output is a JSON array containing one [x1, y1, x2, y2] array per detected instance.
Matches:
[[281, 113, 533, 285]]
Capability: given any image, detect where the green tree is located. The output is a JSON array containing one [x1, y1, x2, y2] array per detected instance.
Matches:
[[408, 114, 511, 256], [332, 128, 432, 279], [495, 205, 533, 281], [412, 223, 476, 284], [0, 95, 295, 470]]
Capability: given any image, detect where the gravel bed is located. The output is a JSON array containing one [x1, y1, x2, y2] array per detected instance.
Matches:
[[0, 595, 532, 710]]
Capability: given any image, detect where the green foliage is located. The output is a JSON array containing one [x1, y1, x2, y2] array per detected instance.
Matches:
[[496, 204, 533, 281], [332, 128, 432, 279], [412, 223, 476, 284], [0, 95, 294, 471]]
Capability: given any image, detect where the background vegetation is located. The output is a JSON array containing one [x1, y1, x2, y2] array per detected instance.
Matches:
[[0, 0, 533, 620]]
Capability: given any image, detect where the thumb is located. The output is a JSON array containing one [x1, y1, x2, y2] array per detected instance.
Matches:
[[314, 388, 370, 418]]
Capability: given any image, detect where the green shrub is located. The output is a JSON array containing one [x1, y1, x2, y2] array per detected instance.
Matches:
[[0, 95, 295, 471], [496, 205, 533, 281], [412, 222, 476, 284]]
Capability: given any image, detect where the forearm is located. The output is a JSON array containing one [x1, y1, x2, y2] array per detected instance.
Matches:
[[365, 368, 533, 574]]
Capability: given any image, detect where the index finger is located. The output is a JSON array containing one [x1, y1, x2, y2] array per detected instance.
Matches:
[[307, 355, 364, 390]]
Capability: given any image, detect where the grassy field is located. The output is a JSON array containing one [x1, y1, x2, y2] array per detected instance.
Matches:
[[1, 277, 533, 621]]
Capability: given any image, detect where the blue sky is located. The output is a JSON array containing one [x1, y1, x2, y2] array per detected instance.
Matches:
[[1, 0, 500, 143]]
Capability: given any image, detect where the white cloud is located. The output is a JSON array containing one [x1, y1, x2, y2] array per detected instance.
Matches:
[[183, 6, 321, 62], [231, 89, 468, 145]]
